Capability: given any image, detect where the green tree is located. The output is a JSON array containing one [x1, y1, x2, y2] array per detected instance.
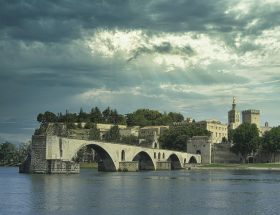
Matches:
[[66, 122, 76, 129], [0, 142, 17, 165], [37, 113, 44, 123], [90, 107, 103, 123], [84, 122, 95, 129], [36, 111, 57, 123], [231, 123, 260, 163], [102, 107, 112, 123], [120, 135, 139, 145], [159, 124, 210, 151], [126, 109, 161, 126], [89, 124, 101, 140], [17, 141, 31, 163], [44, 111, 57, 122], [126, 109, 184, 126], [104, 125, 120, 142], [261, 126, 280, 162], [168, 112, 184, 122], [228, 128, 234, 142], [78, 108, 89, 122]]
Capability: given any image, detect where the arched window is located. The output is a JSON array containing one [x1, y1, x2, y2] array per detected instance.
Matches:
[[158, 152, 161, 160], [154, 152, 156, 159], [184, 158, 186, 164], [154, 142, 157, 148], [163, 153, 165, 159], [121, 150, 125, 161]]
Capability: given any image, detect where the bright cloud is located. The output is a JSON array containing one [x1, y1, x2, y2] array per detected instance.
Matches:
[[87, 29, 237, 71], [1, 0, 280, 142]]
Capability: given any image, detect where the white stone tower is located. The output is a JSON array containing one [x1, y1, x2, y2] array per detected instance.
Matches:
[[228, 97, 241, 129]]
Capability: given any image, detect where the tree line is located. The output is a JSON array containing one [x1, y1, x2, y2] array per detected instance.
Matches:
[[0, 141, 30, 166], [36, 107, 185, 127], [230, 123, 280, 163]]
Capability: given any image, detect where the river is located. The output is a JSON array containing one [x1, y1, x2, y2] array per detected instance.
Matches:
[[0, 167, 280, 215]]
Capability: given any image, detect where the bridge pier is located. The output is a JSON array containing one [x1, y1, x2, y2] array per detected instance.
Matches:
[[118, 161, 139, 171], [156, 161, 171, 170], [19, 135, 201, 174]]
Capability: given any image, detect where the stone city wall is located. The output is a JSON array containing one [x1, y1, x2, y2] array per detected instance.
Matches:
[[211, 144, 241, 163]]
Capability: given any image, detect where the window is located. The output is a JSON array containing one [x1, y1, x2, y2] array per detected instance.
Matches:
[[121, 150, 125, 161]]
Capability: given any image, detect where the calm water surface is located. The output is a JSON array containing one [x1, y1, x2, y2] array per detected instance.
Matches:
[[1, 167, 280, 215]]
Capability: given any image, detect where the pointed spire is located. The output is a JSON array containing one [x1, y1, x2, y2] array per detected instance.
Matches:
[[232, 96, 236, 110]]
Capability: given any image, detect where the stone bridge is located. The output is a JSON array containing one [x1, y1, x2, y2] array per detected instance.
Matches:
[[24, 135, 201, 173]]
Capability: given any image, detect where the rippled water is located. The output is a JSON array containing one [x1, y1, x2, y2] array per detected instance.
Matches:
[[1, 167, 280, 215]]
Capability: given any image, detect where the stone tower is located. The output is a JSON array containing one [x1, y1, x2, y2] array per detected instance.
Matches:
[[228, 97, 241, 129], [242, 109, 260, 128]]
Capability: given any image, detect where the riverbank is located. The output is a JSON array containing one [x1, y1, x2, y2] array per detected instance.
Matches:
[[79, 162, 280, 171], [0, 163, 20, 167], [195, 163, 280, 171]]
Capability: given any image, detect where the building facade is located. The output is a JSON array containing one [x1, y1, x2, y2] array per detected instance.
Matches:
[[138, 126, 169, 149], [186, 136, 241, 164], [196, 120, 228, 143], [119, 126, 140, 137], [259, 122, 272, 136], [242, 109, 260, 128], [186, 136, 212, 164]]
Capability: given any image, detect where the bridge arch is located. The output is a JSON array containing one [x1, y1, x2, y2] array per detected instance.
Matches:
[[189, 156, 197, 164], [132, 151, 155, 171], [73, 143, 117, 171], [167, 154, 182, 170]]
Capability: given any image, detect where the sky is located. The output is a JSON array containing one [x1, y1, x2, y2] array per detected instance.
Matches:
[[0, 0, 280, 143]]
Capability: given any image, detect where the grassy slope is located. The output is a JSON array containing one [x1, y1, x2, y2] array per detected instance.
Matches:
[[198, 163, 280, 169], [79, 162, 98, 169]]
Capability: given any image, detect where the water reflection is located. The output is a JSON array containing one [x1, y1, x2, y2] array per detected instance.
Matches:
[[1, 168, 280, 215]]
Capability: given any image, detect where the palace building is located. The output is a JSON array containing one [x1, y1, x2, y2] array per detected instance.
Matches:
[[228, 97, 241, 129]]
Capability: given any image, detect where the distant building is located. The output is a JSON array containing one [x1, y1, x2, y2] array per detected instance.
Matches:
[[242, 109, 260, 128], [139, 126, 169, 139], [119, 126, 139, 137], [196, 120, 228, 143], [95, 124, 127, 139], [138, 126, 169, 149], [186, 136, 241, 164], [186, 136, 212, 163], [259, 122, 272, 136], [173, 117, 193, 126], [228, 97, 241, 129]]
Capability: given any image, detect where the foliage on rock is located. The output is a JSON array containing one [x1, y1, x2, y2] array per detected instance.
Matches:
[[159, 124, 210, 151], [231, 123, 260, 162]]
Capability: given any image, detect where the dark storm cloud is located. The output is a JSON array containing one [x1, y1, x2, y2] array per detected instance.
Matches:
[[0, 0, 232, 42], [0, 0, 148, 42], [0, 0, 280, 143], [1, 0, 279, 43], [128, 42, 196, 62]]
